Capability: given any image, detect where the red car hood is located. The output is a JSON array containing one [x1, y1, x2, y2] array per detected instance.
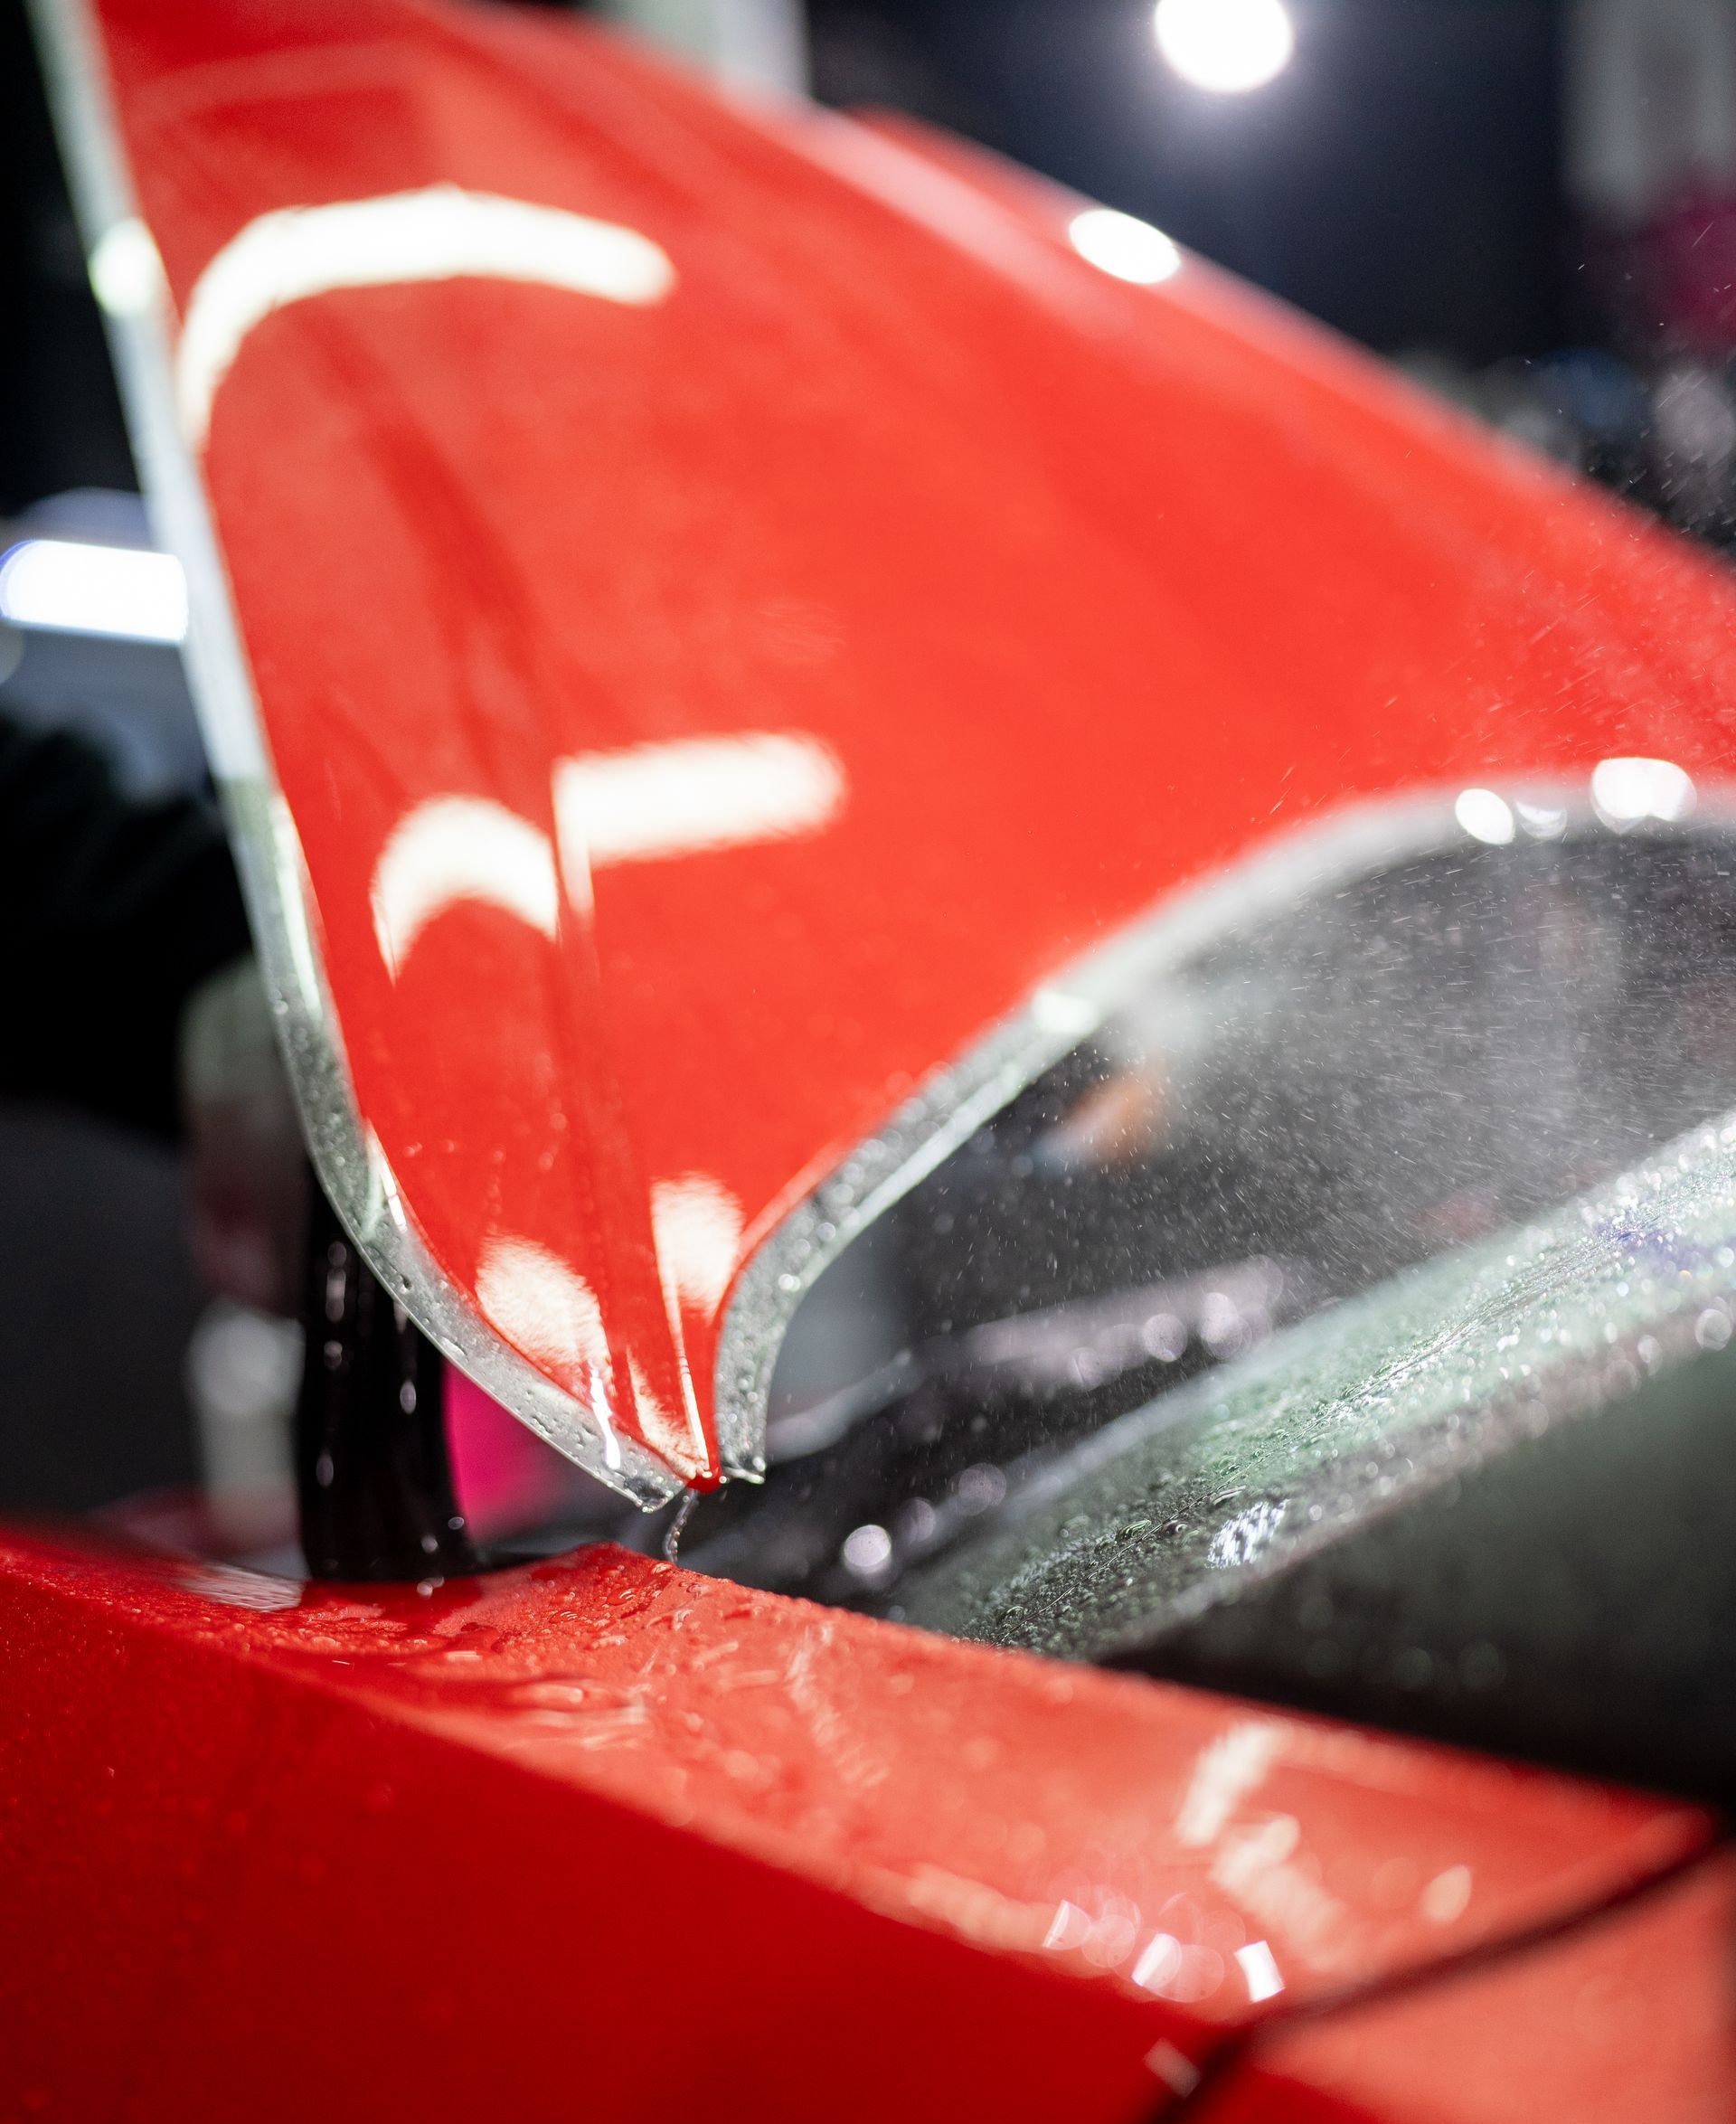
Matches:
[[44, 0, 1736, 1493]]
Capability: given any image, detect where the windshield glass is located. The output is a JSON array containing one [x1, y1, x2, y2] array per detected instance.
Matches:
[[686, 801, 1736, 1626]]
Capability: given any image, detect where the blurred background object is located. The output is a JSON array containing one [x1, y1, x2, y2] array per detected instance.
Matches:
[[596, 0, 808, 93], [8, 0, 1736, 1518]]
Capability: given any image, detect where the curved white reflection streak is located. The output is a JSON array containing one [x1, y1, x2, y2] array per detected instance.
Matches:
[[652, 1174, 747, 1315], [476, 1232, 711, 1480], [370, 732, 845, 976], [176, 185, 675, 445], [1174, 1720, 1282, 1848], [554, 731, 845, 894], [475, 1234, 620, 1469], [371, 797, 559, 977]]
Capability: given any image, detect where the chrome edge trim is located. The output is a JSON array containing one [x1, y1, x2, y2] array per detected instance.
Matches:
[[30, 0, 679, 1510], [714, 786, 1715, 1470]]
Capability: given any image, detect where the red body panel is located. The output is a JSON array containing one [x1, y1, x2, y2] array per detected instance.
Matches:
[[86, 0, 1736, 1475], [12, 5, 1732, 2116], [0, 1527, 1715, 2120], [1194, 1855, 1736, 2124]]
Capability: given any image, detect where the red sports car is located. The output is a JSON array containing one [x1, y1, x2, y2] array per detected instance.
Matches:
[[4, 1, 1732, 2117]]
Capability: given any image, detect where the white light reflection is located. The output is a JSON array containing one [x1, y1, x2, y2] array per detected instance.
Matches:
[[1591, 756, 1696, 829], [1174, 1720, 1282, 1846], [373, 735, 842, 977], [1042, 1900, 1093, 1951], [1453, 787, 1516, 846], [628, 1356, 703, 1479], [1207, 1498, 1286, 1568], [651, 1178, 744, 1479], [1235, 1938, 1286, 2002], [1144, 2042, 1203, 2099], [89, 217, 166, 317], [0, 539, 187, 643], [1067, 207, 1182, 287], [1420, 1864, 1473, 1923], [475, 1235, 620, 1468], [841, 1523, 894, 1578], [1514, 799, 1567, 840], [1131, 1931, 1184, 1989], [1131, 1935, 1224, 2004], [177, 186, 675, 445], [652, 1175, 745, 1314], [1154, 0, 1296, 93], [370, 798, 559, 977], [554, 732, 844, 889]]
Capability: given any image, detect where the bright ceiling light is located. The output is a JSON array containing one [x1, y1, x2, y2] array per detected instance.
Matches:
[[1068, 207, 1183, 285], [1154, 0, 1296, 94], [0, 538, 188, 643]]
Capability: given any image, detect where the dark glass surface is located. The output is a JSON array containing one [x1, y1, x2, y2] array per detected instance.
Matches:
[[683, 817, 1736, 1795]]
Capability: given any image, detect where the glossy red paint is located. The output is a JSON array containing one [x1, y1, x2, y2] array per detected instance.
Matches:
[[81, 0, 1736, 1481], [23, 9, 1732, 2112], [0, 1525, 1715, 2120], [1192, 1854, 1736, 2123]]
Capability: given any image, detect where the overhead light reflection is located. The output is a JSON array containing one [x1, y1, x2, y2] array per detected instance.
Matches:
[[373, 733, 844, 977], [1067, 207, 1182, 286], [554, 731, 844, 891], [475, 1234, 622, 1469], [370, 797, 559, 977], [1235, 1939, 1286, 2002], [1173, 1720, 1282, 1847], [0, 537, 187, 643], [1154, 0, 1296, 94], [1454, 788, 1516, 845], [652, 1174, 745, 1315], [177, 186, 675, 445], [1591, 756, 1696, 828], [1514, 798, 1567, 840]]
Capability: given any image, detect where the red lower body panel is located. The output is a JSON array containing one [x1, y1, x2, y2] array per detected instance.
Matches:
[[0, 1525, 1721, 2121]]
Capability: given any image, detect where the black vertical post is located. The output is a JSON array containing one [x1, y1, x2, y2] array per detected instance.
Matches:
[[295, 1179, 478, 1581]]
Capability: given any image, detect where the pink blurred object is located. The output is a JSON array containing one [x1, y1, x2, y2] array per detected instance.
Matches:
[[445, 1370, 580, 1540]]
